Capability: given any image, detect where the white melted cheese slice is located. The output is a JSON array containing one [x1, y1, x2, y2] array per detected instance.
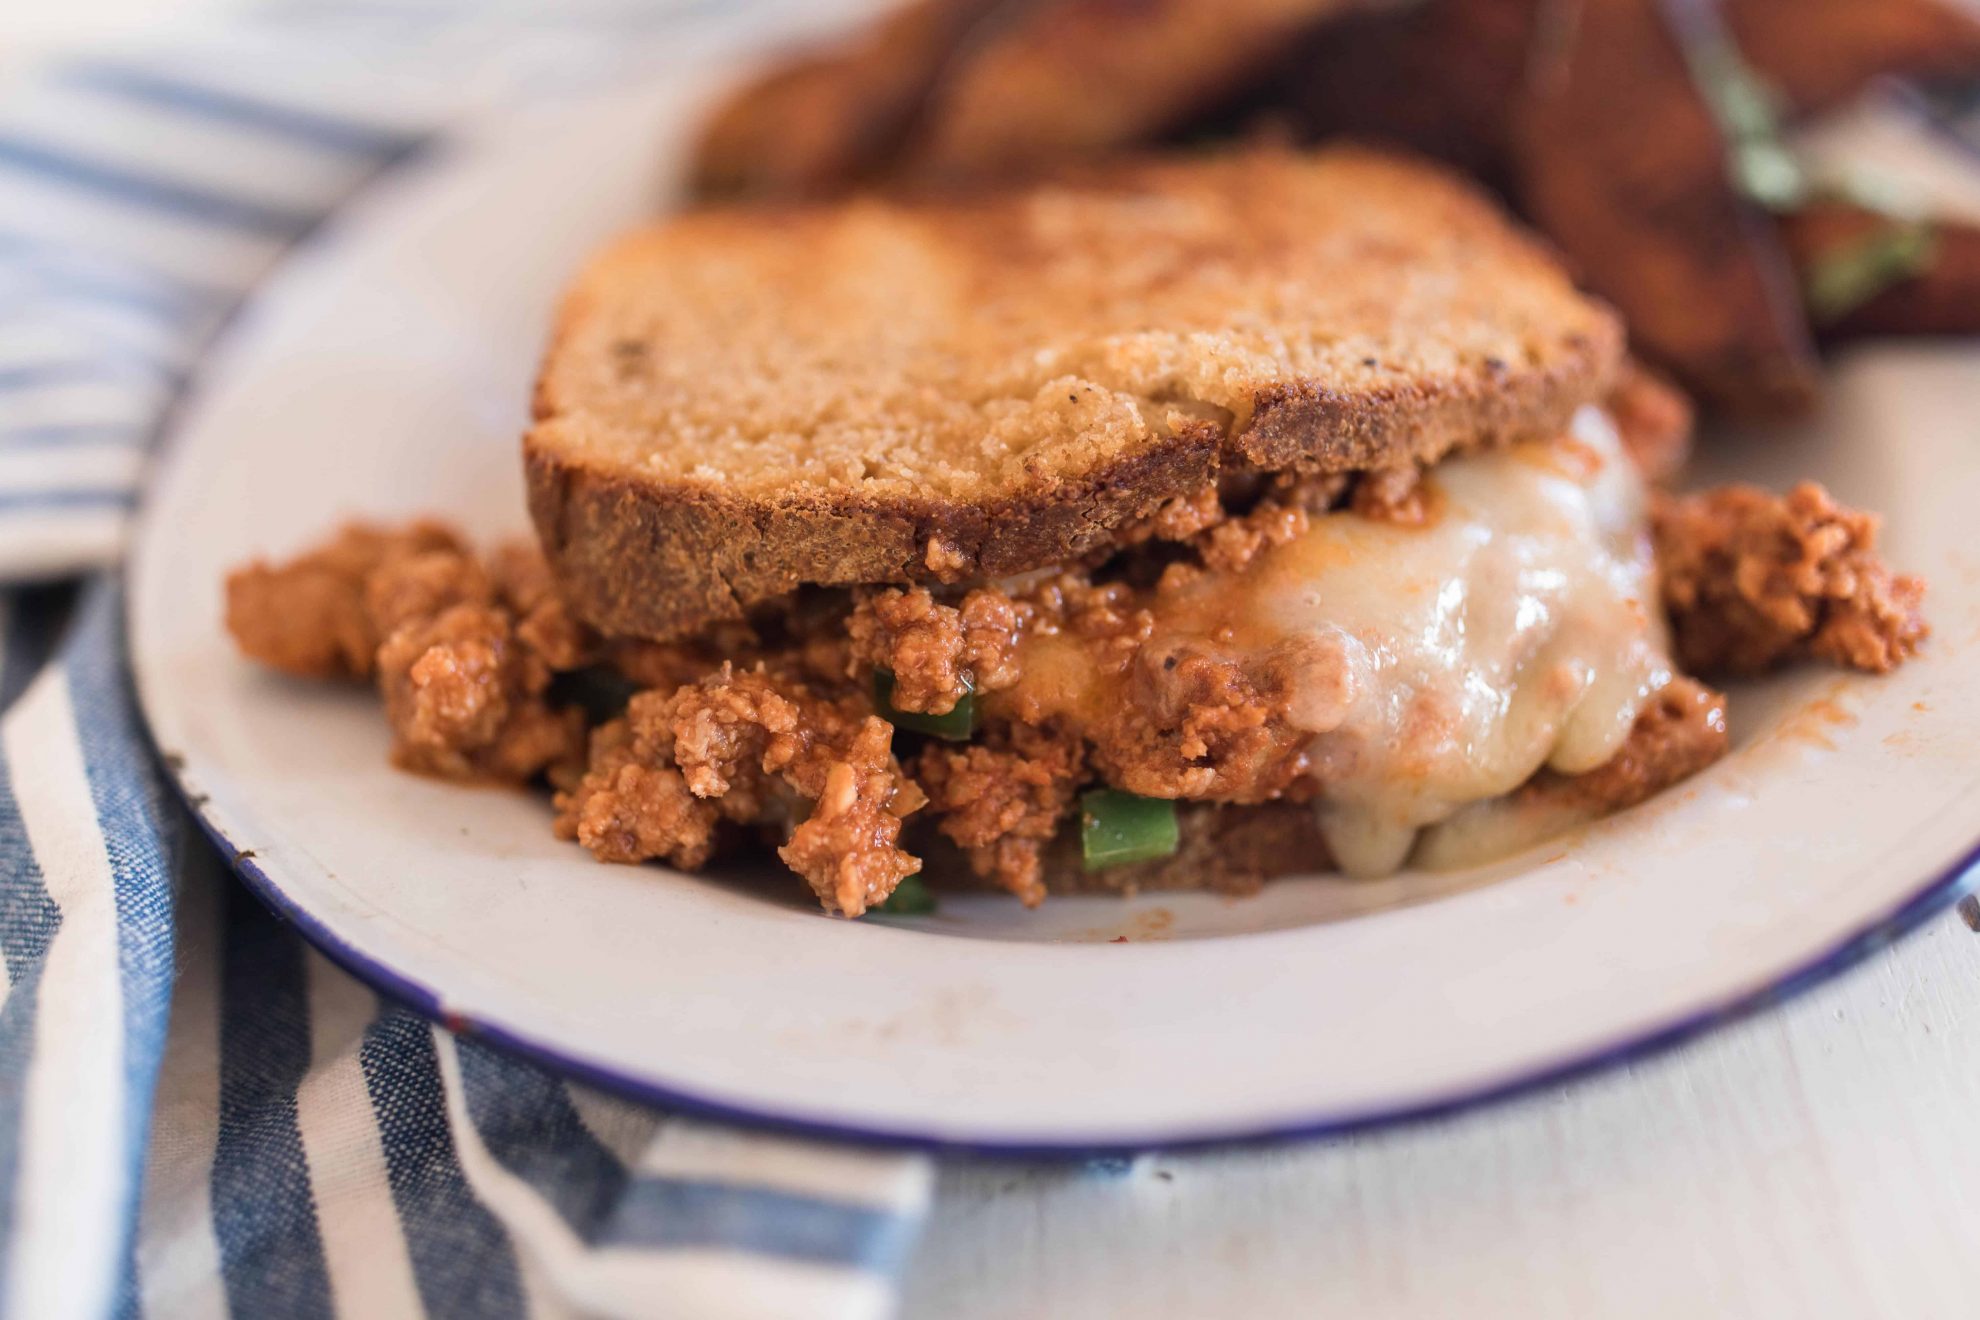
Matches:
[[1164, 406, 1673, 876]]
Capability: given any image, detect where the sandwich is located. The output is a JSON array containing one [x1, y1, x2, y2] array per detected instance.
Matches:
[[226, 147, 1926, 916]]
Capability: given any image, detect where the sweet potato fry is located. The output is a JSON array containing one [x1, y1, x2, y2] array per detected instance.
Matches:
[[1726, 0, 1980, 117], [1511, 0, 1820, 416], [693, 0, 1396, 195], [903, 0, 1377, 178], [1260, 0, 1557, 187], [1780, 201, 1980, 339], [689, 0, 1010, 198]]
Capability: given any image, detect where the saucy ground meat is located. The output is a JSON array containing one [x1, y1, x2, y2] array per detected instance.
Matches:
[[490, 542, 594, 672], [917, 723, 1086, 905], [555, 664, 924, 916], [554, 708, 723, 870], [225, 520, 464, 679], [1085, 638, 1309, 801], [229, 523, 591, 783], [224, 419, 1921, 915], [1653, 482, 1927, 675], [377, 602, 585, 783], [1517, 676, 1729, 815], [846, 585, 1029, 714]]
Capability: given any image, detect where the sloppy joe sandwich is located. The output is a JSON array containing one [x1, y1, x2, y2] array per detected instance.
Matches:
[[226, 147, 1926, 916]]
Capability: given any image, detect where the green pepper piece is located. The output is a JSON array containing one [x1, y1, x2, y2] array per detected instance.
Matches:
[[873, 669, 976, 741], [875, 874, 937, 915], [1805, 222, 1938, 323], [1080, 789, 1181, 871]]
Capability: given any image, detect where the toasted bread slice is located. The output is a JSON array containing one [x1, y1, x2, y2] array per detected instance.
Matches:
[[528, 147, 1622, 640]]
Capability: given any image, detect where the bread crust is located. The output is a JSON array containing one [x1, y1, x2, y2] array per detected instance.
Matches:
[[528, 418, 1224, 640], [528, 147, 1622, 639]]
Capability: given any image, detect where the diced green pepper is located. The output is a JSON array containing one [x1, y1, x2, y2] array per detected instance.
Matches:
[[873, 669, 976, 741], [876, 874, 937, 915], [1080, 789, 1180, 871], [1805, 222, 1937, 323]]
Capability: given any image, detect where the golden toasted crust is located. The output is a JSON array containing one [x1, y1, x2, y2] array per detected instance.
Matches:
[[528, 147, 1623, 639]]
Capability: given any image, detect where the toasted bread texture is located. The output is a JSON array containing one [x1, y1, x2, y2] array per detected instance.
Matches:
[[528, 147, 1623, 640]]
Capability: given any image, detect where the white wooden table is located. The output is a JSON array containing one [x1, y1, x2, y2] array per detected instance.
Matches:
[[903, 907, 1980, 1318], [13, 4, 1980, 1316]]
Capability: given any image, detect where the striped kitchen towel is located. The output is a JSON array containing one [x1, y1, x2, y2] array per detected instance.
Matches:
[[0, 4, 933, 1320]]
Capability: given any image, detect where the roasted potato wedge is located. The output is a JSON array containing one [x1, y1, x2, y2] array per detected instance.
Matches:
[[1781, 202, 1980, 339], [1512, 0, 1820, 416], [1727, 0, 1980, 117]]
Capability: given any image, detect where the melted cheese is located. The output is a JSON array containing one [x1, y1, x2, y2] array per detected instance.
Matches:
[[1055, 406, 1673, 876]]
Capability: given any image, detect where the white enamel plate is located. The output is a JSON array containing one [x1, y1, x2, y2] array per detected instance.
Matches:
[[131, 81, 1980, 1152]]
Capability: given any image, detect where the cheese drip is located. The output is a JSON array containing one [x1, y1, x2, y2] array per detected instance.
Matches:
[[1249, 406, 1670, 874]]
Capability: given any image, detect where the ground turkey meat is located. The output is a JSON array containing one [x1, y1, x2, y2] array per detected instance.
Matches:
[[555, 708, 723, 869], [225, 520, 465, 679], [376, 602, 585, 783], [1088, 638, 1309, 801], [973, 552, 1319, 805], [918, 724, 1086, 906], [364, 541, 492, 638], [1518, 677, 1729, 815], [229, 523, 592, 784], [847, 585, 1029, 714], [555, 665, 924, 916], [1192, 496, 1315, 577], [365, 539, 589, 783], [489, 541, 595, 671], [1654, 482, 1927, 675]]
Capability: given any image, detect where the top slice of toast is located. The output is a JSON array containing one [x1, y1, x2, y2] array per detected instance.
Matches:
[[527, 146, 1622, 640]]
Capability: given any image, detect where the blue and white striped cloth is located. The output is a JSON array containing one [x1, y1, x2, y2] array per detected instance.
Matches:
[[0, 5, 936, 1318]]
